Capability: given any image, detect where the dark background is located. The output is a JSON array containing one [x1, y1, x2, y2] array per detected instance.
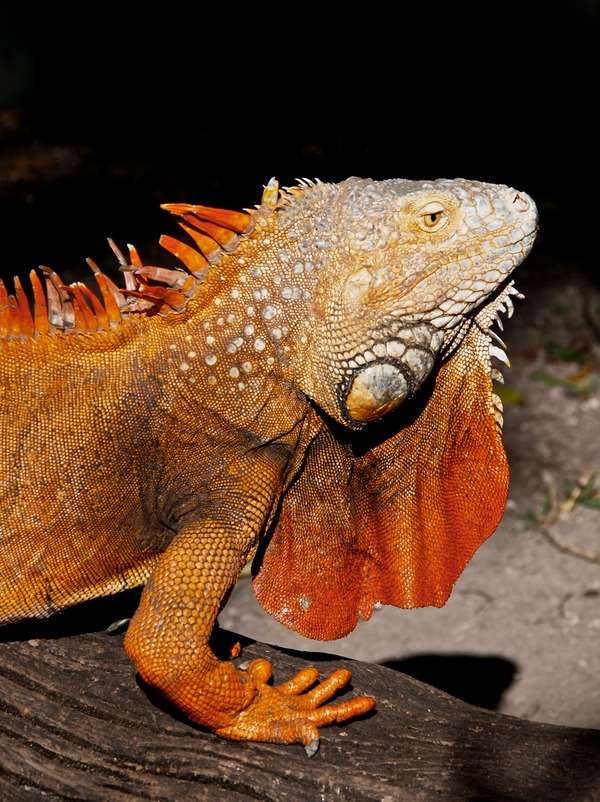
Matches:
[[0, 3, 596, 281]]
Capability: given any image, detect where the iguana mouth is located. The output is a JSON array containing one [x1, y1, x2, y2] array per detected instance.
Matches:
[[388, 227, 537, 331]]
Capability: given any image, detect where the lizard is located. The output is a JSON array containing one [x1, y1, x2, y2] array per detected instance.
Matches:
[[0, 175, 538, 753]]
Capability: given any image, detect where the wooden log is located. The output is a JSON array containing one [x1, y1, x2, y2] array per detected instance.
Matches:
[[0, 593, 598, 802]]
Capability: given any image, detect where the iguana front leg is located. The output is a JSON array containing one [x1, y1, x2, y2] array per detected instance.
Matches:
[[123, 451, 374, 750]]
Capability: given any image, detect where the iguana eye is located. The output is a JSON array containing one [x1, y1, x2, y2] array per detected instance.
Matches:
[[416, 202, 449, 232]]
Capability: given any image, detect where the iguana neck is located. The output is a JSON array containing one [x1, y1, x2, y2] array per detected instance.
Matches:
[[170, 188, 337, 402]]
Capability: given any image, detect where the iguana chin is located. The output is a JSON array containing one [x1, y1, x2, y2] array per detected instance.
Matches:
[[0, 176, 537, 753]]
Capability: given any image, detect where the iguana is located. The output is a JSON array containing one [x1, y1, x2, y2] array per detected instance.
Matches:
[[0, 176, 537, 753]]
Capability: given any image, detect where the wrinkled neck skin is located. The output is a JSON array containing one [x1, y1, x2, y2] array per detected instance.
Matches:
[[222, 176, 537, 430]]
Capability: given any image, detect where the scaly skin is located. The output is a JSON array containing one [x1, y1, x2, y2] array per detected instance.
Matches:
[[0, 176, 537, 749]]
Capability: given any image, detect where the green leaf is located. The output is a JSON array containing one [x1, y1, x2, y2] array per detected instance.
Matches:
[[544, 341, 588, 363]]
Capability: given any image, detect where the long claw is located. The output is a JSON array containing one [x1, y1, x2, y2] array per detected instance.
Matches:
[[305, 738, 319, 758]]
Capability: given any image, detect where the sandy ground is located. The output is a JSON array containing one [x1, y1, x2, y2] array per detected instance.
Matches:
[[220, 256, 600, 731]]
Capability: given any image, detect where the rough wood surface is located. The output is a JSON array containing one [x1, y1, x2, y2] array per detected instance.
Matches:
[[0, 595, 598, 802]]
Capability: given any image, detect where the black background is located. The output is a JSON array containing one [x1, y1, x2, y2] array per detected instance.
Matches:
[[0, 3, 596, 279]]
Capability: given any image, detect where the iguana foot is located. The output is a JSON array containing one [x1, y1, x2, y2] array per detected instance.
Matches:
[[214, 658, 376, 754]]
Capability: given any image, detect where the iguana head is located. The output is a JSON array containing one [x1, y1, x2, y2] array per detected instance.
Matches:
[[252, 177, 538, 636], [260, 177, 537, 428]]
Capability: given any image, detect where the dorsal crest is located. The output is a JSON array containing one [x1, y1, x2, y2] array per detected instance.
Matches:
[[0, 186, 279, 341]]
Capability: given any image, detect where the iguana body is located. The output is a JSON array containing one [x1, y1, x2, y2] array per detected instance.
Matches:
[[0, 176, 537, 750]]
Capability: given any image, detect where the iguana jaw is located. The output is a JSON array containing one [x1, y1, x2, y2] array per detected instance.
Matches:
[[337, 279, 521, 426], [400, 219, 537, 331], [339, 324, 444, 424]]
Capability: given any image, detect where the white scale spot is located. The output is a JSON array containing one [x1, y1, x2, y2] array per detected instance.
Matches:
[[242, 361, 252, 373], [214, 297, 222, 305], [227, 314, 235, 323], [229, 367, 240, 378], [299, 595, 312, 611], [205, 353, 217, 366], [238, 382, 245, 391], [217, 317, 225, 326], [179, 362, 190, 372], [226, 343, 238, 354], [271, 328, 282, 340], [206, 335, 215, 345], [293, 262, 303, 274], [231, 288, 240, 299], [188, 375, 197, 384], [187, 351, 197, 359], [246, 306, 255, 316], [207, 375, 217, 385], [281, 287, 293, 300], [169, 344, 177, 350], [262, 305, 278, 320], [254, 338, 267, 351]]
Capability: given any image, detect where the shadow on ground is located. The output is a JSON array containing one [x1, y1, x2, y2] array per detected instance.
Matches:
[[383, 654, 517, 711]]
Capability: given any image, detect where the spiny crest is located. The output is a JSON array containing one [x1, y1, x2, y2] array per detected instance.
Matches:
[[268, 177, 326, 209], [0, 191, 268, 341], [0, 177, 323, 341], [474, 281, 522, 429]]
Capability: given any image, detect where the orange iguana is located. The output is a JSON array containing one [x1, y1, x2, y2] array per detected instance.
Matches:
[[0, 176, 537, 753]]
